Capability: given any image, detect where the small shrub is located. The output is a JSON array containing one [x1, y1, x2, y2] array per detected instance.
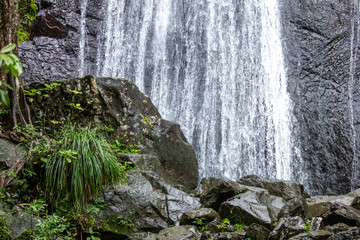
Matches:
[[0, 216, 11, 240], [45, 124, 127, 211]]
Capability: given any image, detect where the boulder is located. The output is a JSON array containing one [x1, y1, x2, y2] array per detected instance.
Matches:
[[327, 227, 360, 240], [321, 203, 360, 227], [278, 197, 306, 219], [6, 207, 41, 239], [219, 186, 286, 227], [238, 175, 310, 200], [155, 225, 201, 240], [179, 208, 221, 226], [245, 223, 271, 240], [200, 231, 247, 240], [351, 195, 360, 210], [0, 139, 26, 169], [289, 230, 333, 240], [325, 223, 351, 234], [117, 154, 161, 173], [25, 77, 199, 191], [97, 170, 201, 234], [198, 177, 248, 211], [305, 189, 360, 217], [269, 216, 305, 240]]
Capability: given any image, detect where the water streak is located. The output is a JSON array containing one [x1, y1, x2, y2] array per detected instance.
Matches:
[[78, 0, 88, 76], [96, 0, 302, 183]]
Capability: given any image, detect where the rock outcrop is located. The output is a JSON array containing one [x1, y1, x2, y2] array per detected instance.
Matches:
[[25, 76, 199, 190]]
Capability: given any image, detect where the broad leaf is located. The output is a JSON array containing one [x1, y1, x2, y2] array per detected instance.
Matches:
[[2, 82, 13, 90], [0, 89, 10, 107], [14, 61, 23, 76], [10, 65, 18, 78], [0, 43, 16, 54], [0, 54, 14, 66]]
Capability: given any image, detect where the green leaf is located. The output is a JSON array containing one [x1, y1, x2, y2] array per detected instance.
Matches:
[[8, 53, 20, 62], [0, 89, 10, 107], [0, 54, 14, 66], [14, 61, 23, 76], [10, 65, 18, 78], [2, 82, 13, 90], [0, 43, 16, 54]]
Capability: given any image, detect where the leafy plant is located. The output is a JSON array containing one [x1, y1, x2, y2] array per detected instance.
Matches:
[[111, 140, 140, 154], [0, 216, 11, 240], [216, 218, 231, 232], [0, 43, 21, 107], [31, 214, 72, 240], [45, 124, 127, 211], [20, 198, 47, 216], [193, 217, 208, 232], [303, 220, 312, 232]]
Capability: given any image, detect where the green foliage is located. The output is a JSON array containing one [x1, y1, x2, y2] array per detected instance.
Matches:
[[111, 140, 140, 154], [18, 0, 38, 44], [45, 124, 127, 211], [216, 218, 231, 232], [23, 83, 61, 102], [193, 217, 208, 232], [31, 214, 72, 240], [303, 220, 312, 232], [0, 216, 11, 240], [20, 198, 47, 216]]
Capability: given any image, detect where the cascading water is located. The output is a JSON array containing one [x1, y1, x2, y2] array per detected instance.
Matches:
[[95, 0, 303, 184], [78, 0, 88, 76], [350, 0, 360, 190]]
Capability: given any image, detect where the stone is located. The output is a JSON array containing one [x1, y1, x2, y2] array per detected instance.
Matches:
[[117, 153, 162, 173], [238, 175, 310, 200], [97, 170, 201, 234], [155, 225, 201, 240], [325, 223, 351, 234], [0, 139, 26, 169], [6, 207, 41, 239], [198, 177, 248, 211], [327, 227, 360, 240], [289, 230, 333, 240], [200, 231, 247, 240], [321, 203, 360, 227], [219, 187, 284, 227], [278, 196, 306, 219], [269, 216, 305, 240], [179, 208, 221, 226], [351, 195, 360, 210], [245, 223, 271, 240], [26, 77, 199, 191]]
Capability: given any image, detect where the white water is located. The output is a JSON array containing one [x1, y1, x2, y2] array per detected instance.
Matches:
[[350, 0, 360, 190], [95, 0, 302, 182], [78, 0, 88, 76]]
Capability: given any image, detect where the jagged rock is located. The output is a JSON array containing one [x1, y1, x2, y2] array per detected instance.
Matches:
[[117, 154, 161, 173], [352, 195, 360, 210], [309, 217, 323, 231], [197, 177, 248, 211], [245, 223, 271, 240], [156, 225, 201, 240], [238, 175, 310, 200], [327, 227, 360, 240], [6, 207, 41, 239], [325, 223, 351, 234], [200, 231, 247, 240], [205, 220, 235, 233], [278, 196, 307, 219], [179, 208, 221, 226], [0, 139, 26, 169], [289, 230, 333, 240], [219, 186, 286, 227], [305, 189, 360, 217], [26, 77, 199, 191], [269, 216, 305, 240], [97, 170, 201, 234], [321, 203, 360, 227]]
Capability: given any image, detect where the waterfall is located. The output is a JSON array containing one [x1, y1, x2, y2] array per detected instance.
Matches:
[[96, 0, 302, 183], [78, 0, 88, 76], [350, 0, 360, 190]]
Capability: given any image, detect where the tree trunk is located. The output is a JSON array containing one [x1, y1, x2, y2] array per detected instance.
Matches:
[[0, 0, 31, 127]]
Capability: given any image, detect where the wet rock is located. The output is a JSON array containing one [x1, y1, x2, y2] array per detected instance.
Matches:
[[325, 223, 351, 234], [219, 187, 286, 227], [289, 230, 333, 240], [198, 177, 248, 211], [245, 223, 271, 240], [30, 14, 69, 39], [200, 231, 247, 240], [278, 196, 307, 219], [156, 225, 201, 240], [238, 175, 310, 200], [269, 216, 305, 240], [321, 203, 360, 227], [97, 170, 201, 234], [6, 207, 41, 239], [26, 77, 199, 191], [0, 139, 25, 169], [327, 227, 360, 240], [179, 208, 221, 226], [309, 217, 323, 231], [351, 195, 360, 210], [117, 154, 161, 173]]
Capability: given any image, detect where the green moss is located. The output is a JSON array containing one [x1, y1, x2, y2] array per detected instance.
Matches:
[[18, 0, 38, 44]]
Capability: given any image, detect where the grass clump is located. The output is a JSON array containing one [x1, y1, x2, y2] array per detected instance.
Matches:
[[45, 124, 127, 211]]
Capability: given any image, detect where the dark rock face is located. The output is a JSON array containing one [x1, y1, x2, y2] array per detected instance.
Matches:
[[0, 139, 25, 169], [179, 208, 221, 226], [20, 0, 104, 82], [26, 77, 199, 190], [279, 0, 360, 194]]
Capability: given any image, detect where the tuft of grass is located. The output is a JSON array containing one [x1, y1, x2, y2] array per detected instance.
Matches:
[[45, 124, 126, 212]]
